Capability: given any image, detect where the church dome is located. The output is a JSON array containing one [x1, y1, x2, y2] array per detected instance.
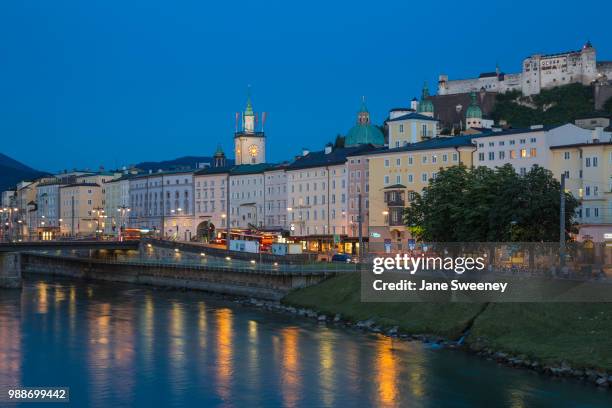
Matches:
[[417, 82, 434, 114], [345, 99, 385, 147], [465, 92, 482, 119]]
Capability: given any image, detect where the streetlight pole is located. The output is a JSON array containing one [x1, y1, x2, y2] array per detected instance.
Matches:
[[559, 173, 566, 269]]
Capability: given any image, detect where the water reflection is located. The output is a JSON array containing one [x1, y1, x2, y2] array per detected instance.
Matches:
[[0, 303, 20, 389], [1, 279, 610, 408], [280, 327, 300, 408], [319, 330, 336, 407], [215, 308, 233, 402], [375, 337, 399, 407]]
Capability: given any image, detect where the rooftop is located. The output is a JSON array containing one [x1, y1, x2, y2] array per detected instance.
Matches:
[[387, 112, 438, 123], [287, 145, 378, 170]]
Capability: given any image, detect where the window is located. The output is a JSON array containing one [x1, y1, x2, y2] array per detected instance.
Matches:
[[488, 152, 494, 160], [488, 142, 494, 147], [530, 148, 537, 157], [530, 138, 536, 143], [396, 158, 401, 166], [585, 208, 591, 217], [593, 157, 598, 167], [408, 174, 414, 183], [478, 143, 484, 148], [408, 155, 413, 165], [520, 149, 527, 158], [421, 173, 428, 182], [585, 158, 591, 167], [399, 124, 404, 133], [384, 159, 390, 167], [564, 152, 570, 160], [585, 186, 591, 196], [510, 150, 516, 159], [432, 155, 437, 164], [519, 167, 526, 176], [442, 154, 448, 162], [396, 175, 401, 184], [479, 152, 485, 161], [499, 141, 505, 146], [422, 156, 427, 164], [594, 208, 599, 217], [509, 140, 515, 145], [384, 175, 389, 185], [452, 153, 458, 162], [499, 151, 505, 160]]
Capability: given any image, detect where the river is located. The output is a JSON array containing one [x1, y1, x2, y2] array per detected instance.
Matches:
[[0, 277, 610, 407]]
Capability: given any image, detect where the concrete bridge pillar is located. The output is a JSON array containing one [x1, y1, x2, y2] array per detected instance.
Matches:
[[0, 252, 22, 289]]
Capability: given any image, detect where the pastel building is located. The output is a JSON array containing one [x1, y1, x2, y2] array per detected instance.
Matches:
[[60, 182, 103, 236], [103, 175, 132, 236], [550, 137, 612, 243], [229, 164, 275, 229], [367, 136, 476, 251]]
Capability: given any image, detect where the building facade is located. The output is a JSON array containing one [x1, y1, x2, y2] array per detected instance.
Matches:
[[59, 182, 103, 236], [129, 171, 194, 240], [193, 166, 230, 241], [550, 140, 612, 243], [367, 136, 476, 252]]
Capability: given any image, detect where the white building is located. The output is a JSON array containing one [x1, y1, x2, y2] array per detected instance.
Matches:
[[129, 170, 195, 240], [473, 124, 600, 175], [263, 164, 289, 231], [193, 166, 230, 241], [229, 164, 274, 229], [439, 42, 612, 96]]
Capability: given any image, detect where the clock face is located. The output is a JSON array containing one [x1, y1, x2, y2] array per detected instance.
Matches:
[[249, 145, 258, 157]]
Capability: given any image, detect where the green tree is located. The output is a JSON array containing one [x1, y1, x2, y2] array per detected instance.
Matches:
[[404, 164, 579, 242]]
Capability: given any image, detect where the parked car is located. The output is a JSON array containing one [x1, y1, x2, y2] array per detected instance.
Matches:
[[331, 253, 352, 263]]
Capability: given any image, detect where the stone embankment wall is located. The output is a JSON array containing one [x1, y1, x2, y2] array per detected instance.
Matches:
[[21, 253, 331, 300], [0, 253, 21, 289]]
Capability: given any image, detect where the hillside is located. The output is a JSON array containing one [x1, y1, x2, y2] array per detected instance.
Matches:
[[133, 156, 234, 172], [0, 153, 49, 192], [490, 84, 602, 127]]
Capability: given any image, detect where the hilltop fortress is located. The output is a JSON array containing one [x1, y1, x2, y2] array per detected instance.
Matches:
[[438, 41, 612, 96]]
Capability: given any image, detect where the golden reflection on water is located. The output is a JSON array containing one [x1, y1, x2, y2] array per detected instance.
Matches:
[[198, 302, 207, 349], [37, 282, 48, 314], [69, 286, 76, 334], [375, 337, 399, 407], [280, 327, 300, 408], [215, 308, 233, 401], [89, 303, 111, 407], [319, 330, 336, 407], [247, 320, 259, 386], [0, 303, 20, 388]]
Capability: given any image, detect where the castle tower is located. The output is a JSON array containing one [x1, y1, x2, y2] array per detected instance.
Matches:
[[234, 88, 266, 165], [213, 144, 227, 168]]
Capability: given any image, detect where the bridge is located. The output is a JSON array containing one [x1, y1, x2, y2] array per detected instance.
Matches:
[[0, 240, 140, 253]]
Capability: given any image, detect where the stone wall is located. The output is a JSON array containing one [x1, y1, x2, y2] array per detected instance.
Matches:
[[21, 253, 331, 300], [594, 84, 612, 111], [0, 252, 22, 289]]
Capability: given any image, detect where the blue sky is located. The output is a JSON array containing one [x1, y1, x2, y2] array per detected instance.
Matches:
[[1, 0, 611, 172]]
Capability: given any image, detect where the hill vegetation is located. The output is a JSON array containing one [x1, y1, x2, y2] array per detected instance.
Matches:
[[490, 84, 598, 127], [0, 153, 48, 192]]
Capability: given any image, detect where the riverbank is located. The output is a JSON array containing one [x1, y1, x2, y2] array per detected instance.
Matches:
[[281, 273, 612, 388]]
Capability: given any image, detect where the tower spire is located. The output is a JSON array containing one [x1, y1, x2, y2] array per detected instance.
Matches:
[[245, 85, 254, 116]]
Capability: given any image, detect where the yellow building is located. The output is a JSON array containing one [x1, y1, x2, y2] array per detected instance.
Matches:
[[387, 112, 439, 148], [550, 141, 612, 243], [59, 182, 103, 236], [367, 135, 476, 252]]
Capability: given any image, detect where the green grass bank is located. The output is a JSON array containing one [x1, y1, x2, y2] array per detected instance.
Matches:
[[282, 273, 612, 371]]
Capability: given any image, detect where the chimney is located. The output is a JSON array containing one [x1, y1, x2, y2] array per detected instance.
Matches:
[[592, 126, 604, 143], [324, 143, 333, 154], [302, 147, 310, 157]]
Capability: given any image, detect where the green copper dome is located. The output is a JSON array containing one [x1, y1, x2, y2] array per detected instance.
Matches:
[[465, 92, 482, 119], [345, 98, 385, 147], [417, 82, 434, 114]]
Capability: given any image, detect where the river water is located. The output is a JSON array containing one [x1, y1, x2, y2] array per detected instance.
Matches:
[[0, 277, 610, 408]]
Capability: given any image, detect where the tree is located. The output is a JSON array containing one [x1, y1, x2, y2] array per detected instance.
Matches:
[[404, 164, 579, 242]]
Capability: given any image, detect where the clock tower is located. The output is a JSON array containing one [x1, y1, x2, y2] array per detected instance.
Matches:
[[234, 90, 266, 165]]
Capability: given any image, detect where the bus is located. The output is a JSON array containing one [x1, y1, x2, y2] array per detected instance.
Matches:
[[212, 230, 275, 252], [121, 228, 155, 241]]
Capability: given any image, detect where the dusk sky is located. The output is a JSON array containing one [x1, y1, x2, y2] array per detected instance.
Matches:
[[1, 0, 611, 172]]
